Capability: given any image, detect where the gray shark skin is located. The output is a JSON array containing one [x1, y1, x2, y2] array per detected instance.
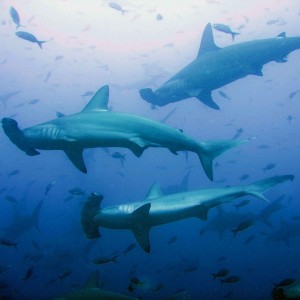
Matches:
[[139, 23, 300, 109], [272, 280, 300, 300], [1, 85, 249, 181], [4, 200, 43, 240], [53, 270, 137, 300], [81, 175, 293, 253]]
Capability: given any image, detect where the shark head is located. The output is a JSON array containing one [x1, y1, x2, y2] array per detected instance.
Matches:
[[1, 118, 40, 156], [139, 88, 160, 105]]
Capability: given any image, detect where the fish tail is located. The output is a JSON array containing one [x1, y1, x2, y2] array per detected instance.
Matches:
[[37, 40, 46, 49], [231, 32, 240, 41], [244, 175, 294, 201], [81, 193, 102, 239], [197, 138, 252, 181]]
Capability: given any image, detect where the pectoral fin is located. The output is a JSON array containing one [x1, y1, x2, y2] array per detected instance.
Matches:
[[196, 92, 220, 110], [64, 148, 87, 173], [195, 204, 210, 221], [129, 137, 148, 157]]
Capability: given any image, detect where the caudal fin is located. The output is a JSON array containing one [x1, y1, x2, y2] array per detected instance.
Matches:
[[81, 193, 103, 239], [197, 138, 252, 181], [244, 175, 294, 201], [37, 40, 46, 49]]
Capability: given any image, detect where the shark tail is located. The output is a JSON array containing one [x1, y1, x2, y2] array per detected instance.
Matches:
[[81, 193, 103, 239], [197, 138, 252, 181], [243, 175, 294, 201]]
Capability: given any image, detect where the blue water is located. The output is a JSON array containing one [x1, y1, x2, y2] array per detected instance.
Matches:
[[0, 1, 300, 299]]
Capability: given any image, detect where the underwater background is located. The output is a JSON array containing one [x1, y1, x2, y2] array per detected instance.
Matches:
[[0, 0, 300, 299]]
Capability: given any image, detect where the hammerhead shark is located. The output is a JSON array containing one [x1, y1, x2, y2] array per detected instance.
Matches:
[[1, 85, 249, 180], [53, 270, 137, 300], [139, 23, 300, 109], [81, 175, 293, 253]]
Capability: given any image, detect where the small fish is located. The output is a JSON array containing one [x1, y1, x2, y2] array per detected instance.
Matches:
[[23, 267, 34, 281], [7, 170, 20, 177], [81, 91, 94, 97], [287, 115, 294, 124], [263, 163, 276, 171], [63, 195, 74, 202], [167, 235, 178, 245], [0, 265, 9, 274], [46, 278, 58, 286], [0, 238, 17, 248], [130, 276, 145, 286], [108, 2, 128, 15], [234, 199, 250, 209], [44, 71, 52, 82], [266, 18, 279, 25], [215, 256, 227, 262], [218, 90, 231, 100], [68, 187, 85, 195], [292, 215, 300, 221], [55, 55, 64, 61], [221, 275, 241, 284], [156, 14, 163, 21], [93, 255, 118, 265], [244, 235, 256, 245], [10, 7, 24, 29], [274, 278, 296, 287], [211, 268, 229, 280], [212, 23, 240, 41], [123, 243, 136, 255], [27, 98, 40, 105], [45, 180, 57, 195], [257, 144, 269, 149], [4, 195, 18, 204], [15, 31, 47, 49], [111, 152, 126, 168], [239, 174, 249, 181], [127, 283, 135, 292], [56, 111, 65, 118], [152, 282, 164, 291], [232, 128, 244, 140], [59, 270, 72, 280], [230, 219, 254, 238], [0, 90, 20, 108], [289, 90, 300, 99]]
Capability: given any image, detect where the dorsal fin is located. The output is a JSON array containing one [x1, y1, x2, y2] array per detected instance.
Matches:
[[277, 32, 286, 38], [81, 85, 109, 112], [85, 270, 100, 288], [197, 23, 220, 58], [145, 182, 164, 200]]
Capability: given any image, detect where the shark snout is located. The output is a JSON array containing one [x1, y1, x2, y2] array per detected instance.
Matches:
[[139, 88, 159, 105]]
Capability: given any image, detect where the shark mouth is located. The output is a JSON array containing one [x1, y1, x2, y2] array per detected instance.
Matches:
[[1, 117, 40, 156]]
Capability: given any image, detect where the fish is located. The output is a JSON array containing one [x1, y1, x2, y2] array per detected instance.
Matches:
[[263, 163, 276, 171], [221, 275, 241, 284], [212, 268, 229, 279], [9, 7, 24, 29], [23, 267, 34, 281], [27, 98, 40, 105], [4, 195, 18, 204], [0, 238, 17, 248], [212, 23, 240, 41], [0, 90, 20, 108], [167, 235, 178, 245], [239, 173, 249, 181], [81, 175, 293, 253], [244, 235, 256, 245], [156, 14, 163, 21], [108, 2, 128, 15], [218, 90, 231, 100], [15, 31, 47, 49], [68, 187, 85, 195], [139, 23, 300, 110], [45, 180, 57, 195], [81, 90, 94, 97], [111, 152, 126, 168], [234, 199, 250, 209], [93, 255, 118, 265], [44, 71, 52, 82], [54, 270, 137, 299], [7, 169, 20, 177], [289, 90, 300, 99], [230, 219, 254, 238], [122, 243, 136, 255], [1, 85, 249, 181], [58, 270, 72, 280], [232, 128, 244, 140]]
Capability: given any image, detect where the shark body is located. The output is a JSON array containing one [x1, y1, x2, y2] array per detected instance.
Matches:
[[53, 270, 137, 300], [139, 23, 300, 110], [1, 85, 248, 180], [81, 175, 293, 253]]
